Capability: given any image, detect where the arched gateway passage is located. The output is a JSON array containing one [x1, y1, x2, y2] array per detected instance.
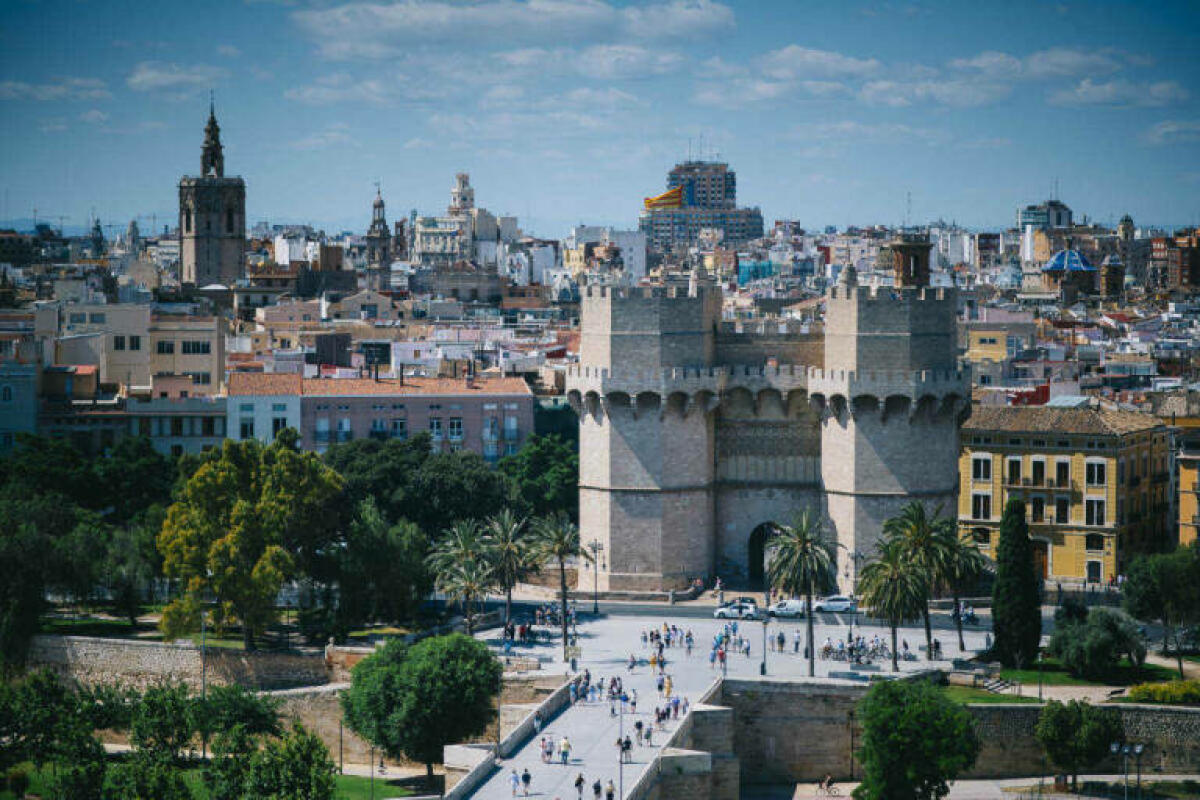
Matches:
[[747, 523, 779, 590]]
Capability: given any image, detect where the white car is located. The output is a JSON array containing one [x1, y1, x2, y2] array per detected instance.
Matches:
[[714, 602, 760, 620], [812, 595, 857, 613], [767, 599, 806, 618]]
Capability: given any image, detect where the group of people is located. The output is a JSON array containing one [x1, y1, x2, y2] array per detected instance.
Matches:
[[952, 601, 979, 626], [510, 769, 619, 799]]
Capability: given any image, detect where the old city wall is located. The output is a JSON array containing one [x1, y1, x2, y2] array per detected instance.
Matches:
[[712, 679, 1200, 785], [714, 326, 823, 368], [28, 635, 328, 690]]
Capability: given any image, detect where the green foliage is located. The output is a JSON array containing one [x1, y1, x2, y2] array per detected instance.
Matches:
[[336, 499, 432, 634], [1122, 545, 1200, 678], [242, 723, 336, 800], [852, 680, 980, 800], [341, 634, 501, 781], [1127, 680, 1200, 705], [1048, 607, 1146, 682], [94, 437, 174, 525], [497, 434, 579, 522], [1035, 699, 1123, 790], [880, 502, 957, 660], [767, 510, 836, 677], [428, 520, 494, 634], [5, 767, 30, 797], [191, 684, 281, 747], [158, 437, 343, 649], [323, 434, 434, 523], [103, 753, 192, 800], [44, 736, 106, 800], [130, 683, 196, 762], [991, 498, 1042, 668], [859, 540, 927, 672], [531, 513, 587, 662], [483, 510, 533, 625]]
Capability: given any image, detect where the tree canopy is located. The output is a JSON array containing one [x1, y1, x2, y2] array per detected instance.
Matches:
[[991, 498, 1042, 668]]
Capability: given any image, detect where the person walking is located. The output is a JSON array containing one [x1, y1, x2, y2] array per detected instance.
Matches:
[[593, 778, 603, 800], [560, 736, 572, 765], [605, 779, 616, 800], [575, 772, 586, 798], [510, 769, 521, 797], [521, 768, 532, 797], [634, 719, 644, 745]]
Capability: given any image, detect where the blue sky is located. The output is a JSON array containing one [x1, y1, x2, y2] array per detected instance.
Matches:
[[2, 0, 1198, 238]]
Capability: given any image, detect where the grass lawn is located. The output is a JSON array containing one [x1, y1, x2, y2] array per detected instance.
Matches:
[[942, 685, 1040, 705], [1000, 657, 1177, 687], [0, 763, 413, 799], [39, 616, 139, 637]]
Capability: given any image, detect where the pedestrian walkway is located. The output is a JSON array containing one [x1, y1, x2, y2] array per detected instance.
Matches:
[[472, 612, 990, 798]]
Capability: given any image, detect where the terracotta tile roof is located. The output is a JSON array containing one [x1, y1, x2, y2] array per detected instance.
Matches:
[[962, 404, 1164, 437], [227, 372, 302, 396], [227, 372, 531, 398]]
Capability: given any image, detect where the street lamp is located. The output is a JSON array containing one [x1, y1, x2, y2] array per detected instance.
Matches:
[[618, 690, 625, 798], [1037, 650, 1043, 702], [1133, 743, 1144, 799], [200, 608, 208, 761], [760, 616, 768, 676], [1111, 742, 1132, 800], [588, 539, 604, 615], [845, 550, 865, 639]]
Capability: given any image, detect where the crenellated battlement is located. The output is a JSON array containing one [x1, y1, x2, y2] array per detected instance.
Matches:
[[826, 284, 955, 303], [581, 283, 720, 301]]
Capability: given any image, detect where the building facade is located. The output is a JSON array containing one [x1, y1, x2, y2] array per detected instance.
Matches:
[[566, 236, 966, 593], [959, 404, 1170, 585], [179, 102, 246, 287], [639, 161, 764, 252]]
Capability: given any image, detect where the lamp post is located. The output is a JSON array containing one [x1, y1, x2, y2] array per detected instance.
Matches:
[[200, 608, 208, 761], [1133, 743, 1144, 799], [845, 550, 865, 640], [1111, 742, 1130, 800], [588, 539, 604, 615], [618, 691, 625, 798], [760, 616, 768, 676], [1037, 650, 1043, 702]]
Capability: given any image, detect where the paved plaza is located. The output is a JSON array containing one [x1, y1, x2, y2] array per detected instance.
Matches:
[[471, 609, 993, 799]]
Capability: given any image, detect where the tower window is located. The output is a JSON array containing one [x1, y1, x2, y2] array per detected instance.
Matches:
[[184, 208, 192, 233], [226, 208, 234, 233]]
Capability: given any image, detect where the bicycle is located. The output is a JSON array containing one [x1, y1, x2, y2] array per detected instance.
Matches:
[[815, 783, 840, 797]]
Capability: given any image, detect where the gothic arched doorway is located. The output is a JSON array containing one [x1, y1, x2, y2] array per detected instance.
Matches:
[[747, 523, 778, 590]]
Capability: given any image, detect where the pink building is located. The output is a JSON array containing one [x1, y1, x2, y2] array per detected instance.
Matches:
[[228, 373, 534, 462]]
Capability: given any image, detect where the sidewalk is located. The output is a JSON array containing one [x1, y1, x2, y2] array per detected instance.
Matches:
[[780, 774, 1200, 799]]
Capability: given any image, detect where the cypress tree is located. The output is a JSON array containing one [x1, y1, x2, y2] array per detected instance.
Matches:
[[991, 498, 1042, 667]]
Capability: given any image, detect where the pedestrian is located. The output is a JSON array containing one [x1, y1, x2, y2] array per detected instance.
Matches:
[[539, 736, 548, 763], [664, 675, 672, 698], [593, 778, 603, 800], [510, 769, 521, 797], [534, 711, 542, 734], [570, 682, 578, 704], [560, 736, 572, 765], [630, 688, 637, 714], [521, 768, 532, 797], [606, 779, 616, 800], [793, 628, 801, 654], [634, 719, 644, 744], [624, 735, 633, 761], [575, 773, 586, 799]]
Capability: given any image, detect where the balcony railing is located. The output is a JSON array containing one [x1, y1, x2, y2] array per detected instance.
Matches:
[[504, 428, 520, 441], [314, 431, 332, 444], [336, 430, 353, 442]]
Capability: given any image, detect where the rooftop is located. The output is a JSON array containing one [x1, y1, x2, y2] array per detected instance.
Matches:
[[962, 403, 1164, 437], [1042, 248, 1095, 273], [228, 372, 531, 397]]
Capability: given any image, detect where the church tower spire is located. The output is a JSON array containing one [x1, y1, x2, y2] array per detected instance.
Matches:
[[201, 92, 225, 178]]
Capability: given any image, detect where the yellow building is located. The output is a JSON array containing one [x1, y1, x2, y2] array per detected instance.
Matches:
[[1177, 450, 1200, 548], [959, 403, 1171, 586]]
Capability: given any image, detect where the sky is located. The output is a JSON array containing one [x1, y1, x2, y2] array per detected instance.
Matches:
[[1, 0, 1199, 239]]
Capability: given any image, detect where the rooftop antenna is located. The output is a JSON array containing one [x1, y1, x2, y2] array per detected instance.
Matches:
[[904, 190, 912, 230]]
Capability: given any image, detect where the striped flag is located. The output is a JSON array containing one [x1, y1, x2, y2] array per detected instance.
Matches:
[[643, 185, 683, 210]]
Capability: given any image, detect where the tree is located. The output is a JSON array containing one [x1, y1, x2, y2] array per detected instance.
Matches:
[[485, 509, 532, 626], [336, 499, 431, 633], [498, 434, 579, 522], [942, 530, 988, 652], [882, 502, 954, 661], [104, 523, 157, 627], [157, 437, 343, 649], [434, 559, 494, 635], [94, 437, 174, 525], [853, 680, 979, 800], [1048, 607, 1146, 682], [323, 434, 433, 523], [406, 451, 513, 536], [243, 723, 336, 800], [1035, 699, 1123, 791], [991, 498, 1042, 668], [767, 510, 836, 677], [858, 540, 927, 672], [130, 683, 196, 762], [341, 634, 501, 785], [532, 513, 588, 662], [1123, 545, 1200, 678]]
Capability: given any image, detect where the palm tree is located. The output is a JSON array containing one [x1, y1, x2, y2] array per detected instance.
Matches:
[[531, 513, 590, 663], [858, 540, 927, 671], [434, 559, 493, 635], [485, 509, 531, 627], [882, 502, 954, 660], [767, 510, 837, 677], [940, 529, 989, 652], [427, 520, 491, 628]]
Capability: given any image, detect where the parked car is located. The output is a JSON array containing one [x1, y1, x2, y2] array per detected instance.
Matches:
[[768, 598, 806, 618], [812, 595, 857, 613], [714, 602, 760, 620]]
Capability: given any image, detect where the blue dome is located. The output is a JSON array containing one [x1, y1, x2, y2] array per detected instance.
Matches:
[[1042, 248, 1094, 273]]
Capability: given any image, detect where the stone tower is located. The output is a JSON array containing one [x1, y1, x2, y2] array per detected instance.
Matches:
[[366, 187, 392, 266], [179, 99, 245, 287], [449, 172, 474, 216], [812, 237, 967, 587]]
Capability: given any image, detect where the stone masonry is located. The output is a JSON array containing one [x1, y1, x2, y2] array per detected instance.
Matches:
[[567, 263, 967, 593]]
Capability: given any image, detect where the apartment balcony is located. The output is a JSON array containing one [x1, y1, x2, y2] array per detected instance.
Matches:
[[482, 430, 500, 442], [368, 429, 389, 441], [504, 428, 520, 442], [313, 431, 332, 444], [336, 430, 353, 443]]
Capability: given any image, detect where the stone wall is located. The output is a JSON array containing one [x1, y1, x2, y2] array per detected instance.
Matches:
[[28, 635, 328, 690]]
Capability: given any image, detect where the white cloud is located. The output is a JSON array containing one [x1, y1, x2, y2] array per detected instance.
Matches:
[[693, 78, 793, 107], [950, 47, 1132, 79], [759, 45, 880, 80], [574, 44, 682, 79], [284, 73, 392, 105], [859, 78, 1010, 107], [557, 87, 642, 111], [1143, 120, 1200, 145], [696, 56, 746, 79], [217, 44, 241, 58], [791, 120, 945, 145], [127, 62, 229, 92], [481, 85, 526, 107], [39, 119, 68, 133], [79, 109, 109, 124], [293, 0, 732, 59], [0, 77, 110, 101], [290, 123, 355, 150], [1049, 78, 1188, 107]]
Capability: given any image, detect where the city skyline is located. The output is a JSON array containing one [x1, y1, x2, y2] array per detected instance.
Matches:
[[2, 0, 1199, 237]]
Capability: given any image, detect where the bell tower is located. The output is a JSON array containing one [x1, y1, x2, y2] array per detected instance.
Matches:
[[179, 96, 246, 287]]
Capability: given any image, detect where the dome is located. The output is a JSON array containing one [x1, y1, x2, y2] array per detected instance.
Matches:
[[373, 191, 385, 209], [1042, 248, 1094, 273]]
